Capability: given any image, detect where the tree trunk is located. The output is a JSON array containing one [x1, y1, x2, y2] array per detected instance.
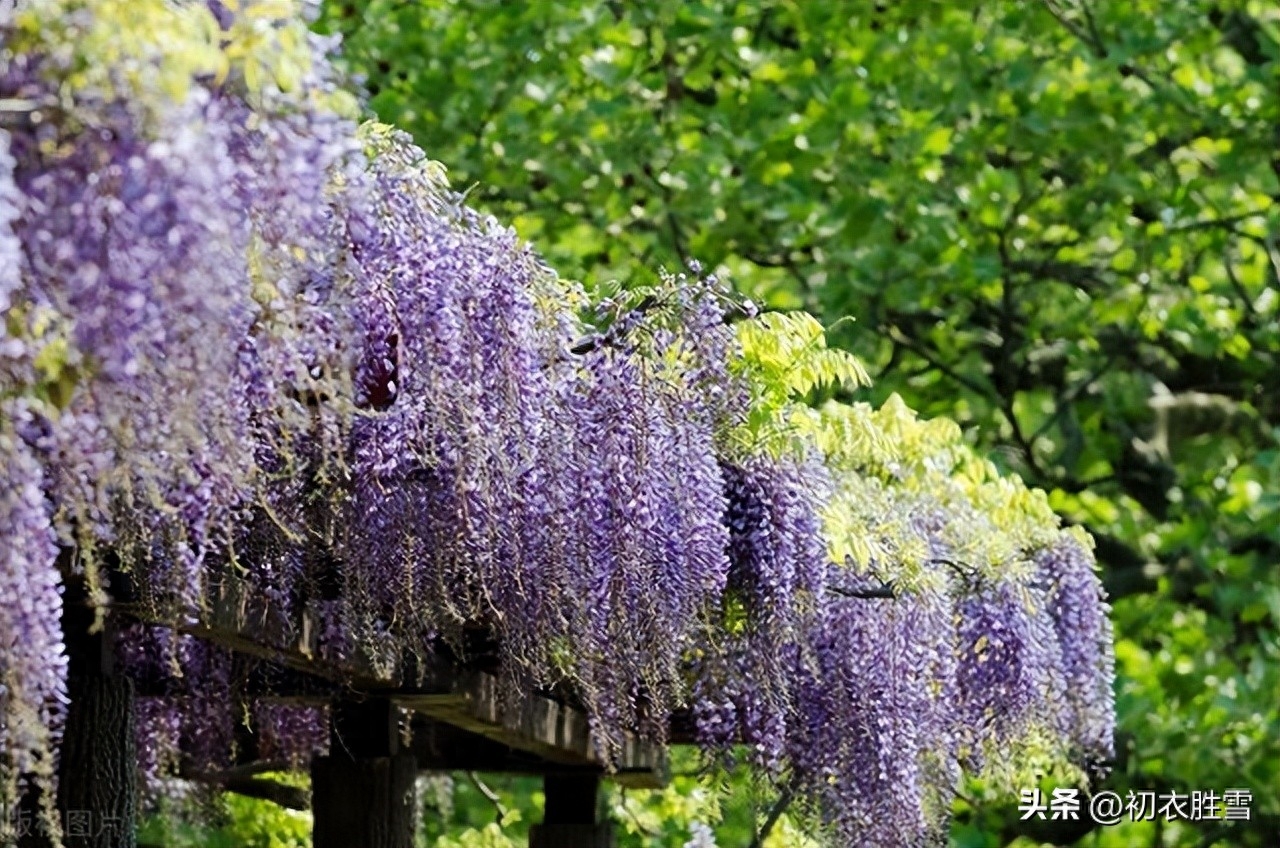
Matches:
[[17, 579, 136, 848], [56, 675, 137, 848]]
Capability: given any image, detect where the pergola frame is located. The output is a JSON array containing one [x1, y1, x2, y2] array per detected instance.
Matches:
[[23, 562, 666, 848]]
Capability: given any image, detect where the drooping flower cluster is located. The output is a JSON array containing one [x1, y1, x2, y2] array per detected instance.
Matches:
[[687, 344, 1114, 843], [253, 703, 330, 767], [0, 412, 65, 801], [133, 696, 183, 807], [695, 451, 1112, 845], [1037, 538, 1116, 772], [0, 1, 1114, 843], [1, 129, 23, 366], [793, 595, 957, 846], [694, 457, 830, 771], [0, 133, 63, 802], [954, 583, 1054, 766], [116, 623, 328, 804]]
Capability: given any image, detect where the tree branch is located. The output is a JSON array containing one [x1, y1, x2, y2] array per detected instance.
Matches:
[[1223, 245, 1260, 323], [830, 584, 896, 599], [1209, 5, 1278, 67], [467, 771, 509, 822], [1028, 355, 1116, 445], [179, 765, 310, 811], [1035, 0, 1196, 113], [749, 787, 794, 848], [883, 324, 995, 401]]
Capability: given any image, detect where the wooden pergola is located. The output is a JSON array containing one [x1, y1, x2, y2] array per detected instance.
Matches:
[[26, 563, 667, 848]]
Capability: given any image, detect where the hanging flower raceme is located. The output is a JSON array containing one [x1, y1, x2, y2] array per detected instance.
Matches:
[[1036, 537, 1116, 772], [0, 413, 66, 805]]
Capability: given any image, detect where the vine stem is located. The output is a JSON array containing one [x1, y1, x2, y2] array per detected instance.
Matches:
[[749, 787, 794, 848]]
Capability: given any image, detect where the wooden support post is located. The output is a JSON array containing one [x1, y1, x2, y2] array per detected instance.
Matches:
[[529, 775, 615, 848], [311, 699, 416, 848], [20, 579, 136, 848]]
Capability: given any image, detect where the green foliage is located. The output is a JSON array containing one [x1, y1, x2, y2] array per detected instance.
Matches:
[[12, 0, 358, 118], [431, 824, 519, 848], [222, 793, 312, 848], [418, 774, 534, 847], [732, 312, 1073, 604], [320, 0, 1280, 843], [411, 756, 819, 848], [730, 311, 870, 453], [139, 782, 311, 848]]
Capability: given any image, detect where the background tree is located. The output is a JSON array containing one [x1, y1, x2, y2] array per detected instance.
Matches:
[[319, 0, 1280, 844]]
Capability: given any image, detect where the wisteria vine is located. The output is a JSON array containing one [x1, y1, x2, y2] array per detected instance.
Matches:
[[0, 1, 1114, 844]]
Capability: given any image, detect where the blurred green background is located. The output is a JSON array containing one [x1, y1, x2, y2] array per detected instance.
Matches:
[[158, 1, 1280, 845]]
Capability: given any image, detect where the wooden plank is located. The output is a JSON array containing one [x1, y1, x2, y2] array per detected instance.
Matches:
[[411, 719, 598, 775], [397, 672, 667, 789], [194, 578, 402, 689]]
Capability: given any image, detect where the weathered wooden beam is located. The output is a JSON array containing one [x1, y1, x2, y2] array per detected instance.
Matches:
[[179, 767, 310, 811], [411, 718, 553, 774], [193, 577, 404, 688], [411, 719, 610, 778], [395, 672, 666, 789], [119, 574, 666, 788], [330, 697, 400, 759]]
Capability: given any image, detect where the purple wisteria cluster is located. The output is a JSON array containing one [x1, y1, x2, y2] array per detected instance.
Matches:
[[2, 0, 744, 792], [0, 0, 363, 802], [695, 457, 832, 772], [117, 623, 328, 802], [254, 703, 330, 768], [0, 2, 1114, 843], [0, 409, 65, 795], [1037, 539, 1116, 772], [955, 583, 1055, 768], [693, 455, 1113, 845]]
